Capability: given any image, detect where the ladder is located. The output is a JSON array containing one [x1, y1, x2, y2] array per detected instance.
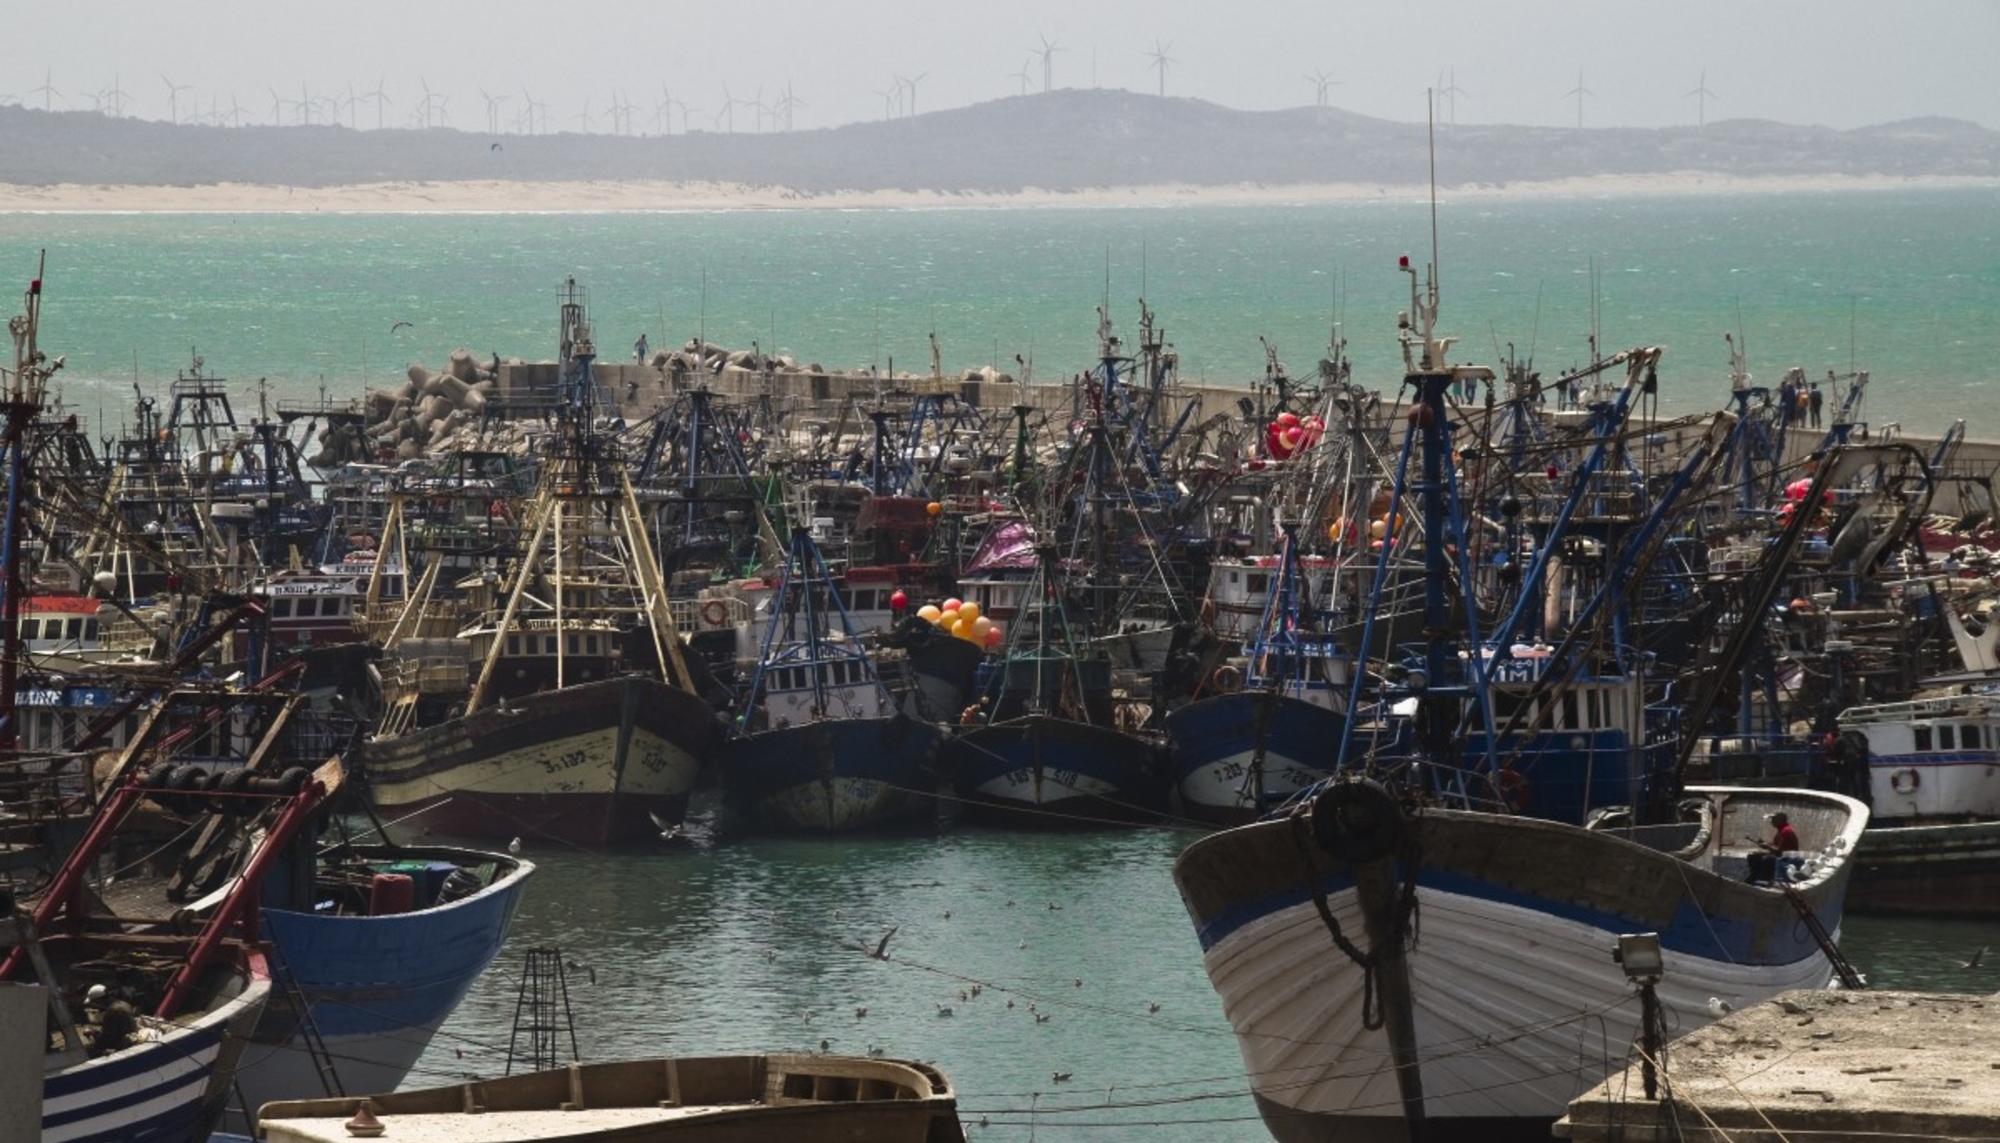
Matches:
[[1782, 884, 1866, 989], [268, 939, 344, 1096]]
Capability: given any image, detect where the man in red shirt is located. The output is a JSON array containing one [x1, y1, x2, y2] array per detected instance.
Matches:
[[1750, 812, 1803, 883]]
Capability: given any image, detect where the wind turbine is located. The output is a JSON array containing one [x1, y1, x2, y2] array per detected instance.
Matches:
[[1010, 57, 1033, 97], [718, 84, 736, 133], [1438, 68, 1467, 126], [268, 87, 285, 125], [519, 86, 537, 133], [900, 72, 927, 117], [674, 99, 699, 134], [1562, 67, 1592, 130], [574, 96, 595, 134], [104, 74, 129, 117], [1032, 34, 1063, 93], [654, 84, 674, 135], [417, 79, 437, 128], [775, 81, 805, 131], [226, 93, 245, 127], [367, 76, 392, 130], [1145, 39, 1175, 98], [297, 81, 314, 126], [1684, 67, 1718, 128], [874, 80, 901, 121], [478, 88, 507, 133], [1304, 69, 1339, 108], [30, 69, 61, 112]]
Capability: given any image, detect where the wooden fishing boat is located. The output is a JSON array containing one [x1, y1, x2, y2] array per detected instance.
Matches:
[[255, 1054, 964, 1143]]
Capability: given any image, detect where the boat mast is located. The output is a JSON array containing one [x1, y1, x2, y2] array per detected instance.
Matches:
[[0, 255, 58, 754]]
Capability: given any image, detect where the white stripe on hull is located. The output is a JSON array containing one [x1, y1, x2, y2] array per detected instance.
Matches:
[[1205, 885, 1834, 1122], [45, 1073, 211, 1143], [1179, 749, 1323, 812], [42, 1043, 220, 1116]]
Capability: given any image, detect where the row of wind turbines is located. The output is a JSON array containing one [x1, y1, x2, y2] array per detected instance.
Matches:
[[3, 57, 1729, 134]]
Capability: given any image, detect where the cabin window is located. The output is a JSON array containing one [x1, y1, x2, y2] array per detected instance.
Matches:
[[83, 620, 98, 640], [1229, 571, 1241, 584], [1586, 689, 1602, 728], [272, 599, 293, 617], [1561, 692, 1580, 730], [567, 634, 580, 656], [64, 618, 82, 640], [1966, 724, 1983, 750], [296, 598, 318, 618], [1915, 726, 1932, 751], [544, 635, 558, 655], [585, 635, 598, 655], [507, 635, 520, 655], [1939, 725, 1956, 751], [1246, 574, 1269, 594]]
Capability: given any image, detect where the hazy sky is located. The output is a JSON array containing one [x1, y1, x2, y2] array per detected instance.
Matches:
[[9, 0, 1996, 133]]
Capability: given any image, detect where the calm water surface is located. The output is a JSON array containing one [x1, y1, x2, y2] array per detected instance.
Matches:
[[406, 818, 2000, 1141]]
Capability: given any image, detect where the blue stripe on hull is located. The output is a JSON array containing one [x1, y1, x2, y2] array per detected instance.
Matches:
[[723, 717, 943, 833], [1165, 692, 1343, 819], [43, 1025, 222, 1143], [44, 1023, 220, 1098], [946, 716, 1163, 825]]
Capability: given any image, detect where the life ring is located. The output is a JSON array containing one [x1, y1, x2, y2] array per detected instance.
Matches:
[[1890, 768, 1920, 794], [1210, 664, 1243, 693], [700, 599, 730, 628], [1493, 767, 1531, 813]]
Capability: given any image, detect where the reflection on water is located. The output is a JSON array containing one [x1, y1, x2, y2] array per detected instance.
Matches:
[[408, 817, 1997, 1140]]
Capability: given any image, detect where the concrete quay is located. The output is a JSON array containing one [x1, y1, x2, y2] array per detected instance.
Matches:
[[1557, 989, 2000, 1142]]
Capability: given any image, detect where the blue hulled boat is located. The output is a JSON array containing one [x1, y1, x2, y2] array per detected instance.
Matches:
[[1167, 525, 1349, 824], [945, 545, 1163, 826], [722, 525, 944, 833]]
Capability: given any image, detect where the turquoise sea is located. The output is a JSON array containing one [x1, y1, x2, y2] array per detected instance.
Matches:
[[2, 188, 1997, 436]]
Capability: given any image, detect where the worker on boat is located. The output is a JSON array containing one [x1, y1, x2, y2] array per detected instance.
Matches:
[[1748, 811, 1803, 883]]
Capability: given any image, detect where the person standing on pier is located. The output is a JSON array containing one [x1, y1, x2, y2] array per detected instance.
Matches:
[[1777, 373, 1797, 429], [634, 332, 649, 363], [1809, 382, 1824, 428]]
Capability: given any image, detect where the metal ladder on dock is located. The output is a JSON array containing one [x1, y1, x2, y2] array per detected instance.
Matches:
[[1782, 884, 1866, 989], [269, 940, 345, 1095]]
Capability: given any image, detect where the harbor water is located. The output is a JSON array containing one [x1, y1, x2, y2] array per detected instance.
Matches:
[[408, 819, 2000, 1140], [4, 188, 1998, 435]]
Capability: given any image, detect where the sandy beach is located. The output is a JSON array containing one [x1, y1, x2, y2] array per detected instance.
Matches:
[[0, 172, 1994, 214]]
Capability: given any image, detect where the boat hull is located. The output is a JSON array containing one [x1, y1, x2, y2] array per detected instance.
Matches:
[[1173, 786, 1865, 1140], [1165, 691, 1343, 824], [1848, 818, 2000, 917], [357, 675, 720, 846], [944, 716, 1163, 826], [724, 717, 944, 833], [42, 959, 269, 1143], [223, 849, 534, 1131]]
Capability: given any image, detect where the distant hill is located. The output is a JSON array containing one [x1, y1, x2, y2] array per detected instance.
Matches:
[[2, 89, 1995, 192]]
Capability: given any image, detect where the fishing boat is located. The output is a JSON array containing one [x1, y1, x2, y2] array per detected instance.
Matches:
[[220, 842, 534, 1133], [721, 525, 945, 833], [943, 546, 1163, 826], [5, 746, 349, 1143], [1174, 781, 1867, 1142], [1173, 257, 1870, 1140], [255, 1053, 964, 1143], [356, 281, 722, 845], [1167, 527, 1349, 824], [1834, 691, 2000, 915]]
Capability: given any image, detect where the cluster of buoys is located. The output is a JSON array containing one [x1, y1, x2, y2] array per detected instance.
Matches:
[[913, 597, 1005, 649], [1265, 411, 1326, 460], [1776, 477, 1835, 526]]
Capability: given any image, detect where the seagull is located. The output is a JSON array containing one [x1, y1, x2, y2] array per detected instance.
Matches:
[[1777, 998, 1808, 1015], [1047, 902, 1062, 911], [1034, 1012, 1051, 1023], [867, 1044, 885, 1057], [389, 320, 413, 333], [941, 910, 951, 920], [1147, 1001, 1161, 1013], [489, 141, 502, 151], [1963, 946, 1989, 970], [1018, 940, 1027, 950], [496, 696, 522, 716], [565, 958, 596, 985], [935, 1004, 954, 1017], [854, 1006, 868, 1018], [1706, 997, 1734, 1017], [1051, 1071, 1072, 1082], [969, 984, 982, 998], [507, 836, 522, 855], [1073, 978, 1083, 988], [1005, 999, 1015, 1009], [871, 927, 898, 960], [818, 1037, 832, 1052], [648, 812, 686, 843], [764, 948, 777, 963], [958, 990, 969, 1002], [85, 984, 108, 1005]]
